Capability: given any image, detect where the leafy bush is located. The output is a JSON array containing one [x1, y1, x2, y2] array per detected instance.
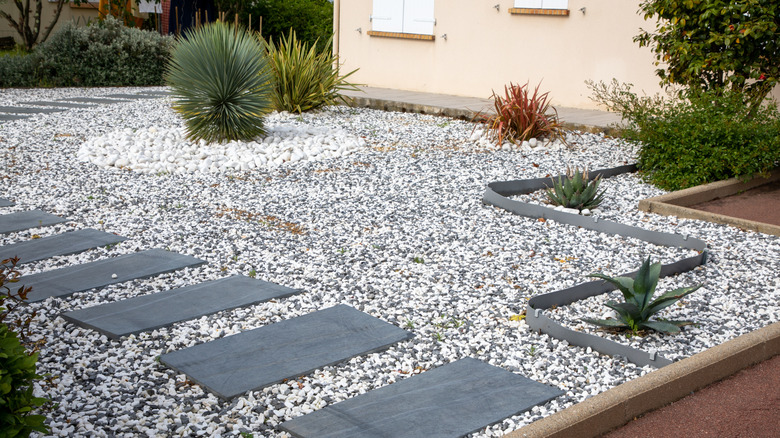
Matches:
[[545, 167, 605, 211], [583, 257, 702, 334], [166, 21, 273, 143], [243, 0, 333, 53], [0, 54, 39, 88], [589, 80, 780, 191], [477, 81, 565, 146], [34, 16, 174, 87], [0, 257, 48, 437], [266, 30, 358, 114]]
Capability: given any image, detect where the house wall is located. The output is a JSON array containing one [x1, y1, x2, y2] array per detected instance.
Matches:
[[0, 1, 100, 45], [336, 0, 779, 110]]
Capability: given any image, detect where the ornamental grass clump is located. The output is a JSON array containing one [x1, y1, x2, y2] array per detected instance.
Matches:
[[266, 30, 359, 113], [166, 21, 272, 143], [583, 257, 702, 334], [477, 81, 565, 146], [546, 167, 605, 211]]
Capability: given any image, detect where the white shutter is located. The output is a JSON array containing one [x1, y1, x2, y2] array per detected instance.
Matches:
[[514, 0, 544, 8], [542, 0, 568, 9], [403, 0, 435, 35], [372, 0, 404, 33]]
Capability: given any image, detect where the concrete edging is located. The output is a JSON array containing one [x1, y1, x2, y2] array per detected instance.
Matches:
[[506, 320, 780, 438], [638, 169, 780, 237]]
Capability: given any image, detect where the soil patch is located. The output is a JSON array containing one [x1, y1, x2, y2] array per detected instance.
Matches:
[[688, 180, 780, 227]]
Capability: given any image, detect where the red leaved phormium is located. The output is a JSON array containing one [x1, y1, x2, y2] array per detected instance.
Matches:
[[476, 81, 565, 146]]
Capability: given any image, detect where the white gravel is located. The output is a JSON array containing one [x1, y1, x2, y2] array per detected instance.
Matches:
[[1, 86, 778, 437]]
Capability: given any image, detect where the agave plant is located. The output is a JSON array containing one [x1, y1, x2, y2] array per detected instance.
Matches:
[[476, 81, 565, 146], [166, 21, 272, 143], [546, 167, 606, 211], [583, 257, 702, 334], [266, 30, 359, 114]]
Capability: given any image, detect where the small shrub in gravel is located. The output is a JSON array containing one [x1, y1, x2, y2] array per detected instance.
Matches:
[[0, 257, 49, 436], [545, 167, 605, 211], [34, 16, 174, 87], [476, 81, 566, 147], [166, 22, 273, 143], [589, 80, 780, 191], [0, 54, 39, 88]]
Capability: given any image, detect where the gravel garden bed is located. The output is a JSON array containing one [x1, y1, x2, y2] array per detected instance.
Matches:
[[1, 87, 778, 437]]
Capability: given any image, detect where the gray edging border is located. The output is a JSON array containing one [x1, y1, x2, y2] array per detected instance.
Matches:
[[483, 165, 708, 368], [638, 169, 780, 237], [505, 320, 780, 438]]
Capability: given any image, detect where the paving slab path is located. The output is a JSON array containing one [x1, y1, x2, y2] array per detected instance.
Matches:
[[0, 229, 125, 264], [0, 210, 66, 234]]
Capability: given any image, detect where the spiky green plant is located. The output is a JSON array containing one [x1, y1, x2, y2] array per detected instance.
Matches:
[[266, 30, 359, 113], [546, 167, 606, 211], [583, 257, 702, 334], [166, 21, 272, 143]]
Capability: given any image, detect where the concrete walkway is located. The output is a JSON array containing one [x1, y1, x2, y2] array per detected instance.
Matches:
[[340, 85, 623, 133]]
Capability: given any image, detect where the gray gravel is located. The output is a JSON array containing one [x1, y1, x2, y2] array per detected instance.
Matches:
[[1, 87, 778, 437]]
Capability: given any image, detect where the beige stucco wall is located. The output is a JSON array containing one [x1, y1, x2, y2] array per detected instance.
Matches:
[[0, 2, 100, 45], [336, 0, 779, 110]]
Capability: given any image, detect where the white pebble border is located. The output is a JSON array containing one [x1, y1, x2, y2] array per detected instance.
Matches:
[[0, 86, 778, 437]]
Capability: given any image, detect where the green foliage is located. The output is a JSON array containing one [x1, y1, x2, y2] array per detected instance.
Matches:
[[266, 30, 358, 114], [477, 81, 565, 146], [589, 80, 780, 190], [0, 257, 49, 437], [635, 0, 780, 112], [0, 54, 38, 88], [545, 167, 605, 211], [34, 16, 174, 87], [583, 257, 701, 334], [242, 0, 334, 53], [166, 21, 273, 143]]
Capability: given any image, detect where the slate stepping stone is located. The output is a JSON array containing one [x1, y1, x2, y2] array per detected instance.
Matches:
[[137, 90, 171, 96], [280, 357, 564, 438], [0, 106, 65, 114], [57, 97, 125, 104], [0, 114, 29, 121], [61, 275, 301, 339], [0, 198, 13, 207], [160, 304, 414, 400], [23, 101, 95, 109], [0, 229, 126, 265], [22, 248, 206, 302], [0, 210, 66, 234], [104, 93, 158, 100]]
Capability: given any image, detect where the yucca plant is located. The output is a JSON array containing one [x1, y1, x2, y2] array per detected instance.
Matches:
[[476, 81, 565, 146], [583, 257, 702, 334], [546, 167, 606, 211], [166, 21, 272, 143], [266, 30, 359, 114]]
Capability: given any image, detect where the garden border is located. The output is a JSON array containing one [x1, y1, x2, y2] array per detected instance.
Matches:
[[483, 165, 708, 367]]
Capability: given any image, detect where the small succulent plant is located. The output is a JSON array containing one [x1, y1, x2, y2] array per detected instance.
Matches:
[[545, 167, 605, 211], [582, 257, 702, 334]]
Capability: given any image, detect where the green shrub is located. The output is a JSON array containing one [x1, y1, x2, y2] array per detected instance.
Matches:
[[166, 21, 273, 143], [583, 257, 701, 334], [266, 30, 358, 114], [0, 54, 39, 88], [476, 81, 565, 146], [0, 257, 48, 437], [244, 0, 333, 53], [589, 80, 780, 191], [34, 16, 174, 87]]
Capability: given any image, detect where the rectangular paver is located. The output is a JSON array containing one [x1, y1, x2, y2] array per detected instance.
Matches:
[[160, 305, 414, 400], [58, 97, 126, 104], [22, 249, 206, 302], [104, 93, 158, 100], [61, 275, 301, 339], [0, 106, 65, 114], [0, 210, 66, 234], [23, 101, 95, 109], [280, 357, 564, 438], [0, 198, 13, 207], [0, 229, 126, 265], [0, 114, 29, 121]]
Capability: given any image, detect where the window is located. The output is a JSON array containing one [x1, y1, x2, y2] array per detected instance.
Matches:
[[371, 0, 435, 36], [513, 0, 568, 9]]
